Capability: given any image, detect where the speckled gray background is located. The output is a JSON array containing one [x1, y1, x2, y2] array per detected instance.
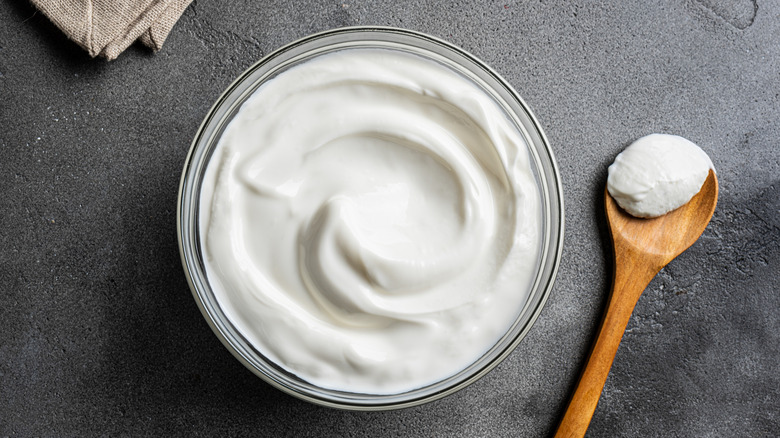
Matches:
[[1, 0, 778, 436]]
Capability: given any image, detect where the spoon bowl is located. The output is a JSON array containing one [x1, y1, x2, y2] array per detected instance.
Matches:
[[554, 170, 718, 437], [607, 169, 719, 264]]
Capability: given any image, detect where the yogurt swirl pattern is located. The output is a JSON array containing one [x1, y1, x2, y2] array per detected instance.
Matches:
[[199, 48, 542, 394]]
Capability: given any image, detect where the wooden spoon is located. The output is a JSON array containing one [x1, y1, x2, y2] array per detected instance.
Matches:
[[554, 169, 718, 438]]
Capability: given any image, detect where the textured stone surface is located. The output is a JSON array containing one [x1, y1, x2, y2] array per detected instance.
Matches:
[[1, 0, 778, 436]]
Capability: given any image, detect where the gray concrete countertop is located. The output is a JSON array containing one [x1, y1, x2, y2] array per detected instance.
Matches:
[[2, 1, 778, 436]]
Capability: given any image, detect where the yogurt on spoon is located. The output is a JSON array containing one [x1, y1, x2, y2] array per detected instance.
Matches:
[[607, 133, 715, 218]]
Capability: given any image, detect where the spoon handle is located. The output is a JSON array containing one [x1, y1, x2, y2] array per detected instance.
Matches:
[[554, 258, 660, 438]]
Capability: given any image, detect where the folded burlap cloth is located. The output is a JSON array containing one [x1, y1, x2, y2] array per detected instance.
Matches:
[[30, 0, 192, 60]]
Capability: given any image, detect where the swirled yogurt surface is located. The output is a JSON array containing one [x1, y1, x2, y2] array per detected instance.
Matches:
[[199, 48, 542, 394], [607, 133, 715, 218]]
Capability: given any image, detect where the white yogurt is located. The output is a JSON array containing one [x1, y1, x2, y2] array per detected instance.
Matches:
[[199, 48, 541, 394], [607, 134, 715, 218]]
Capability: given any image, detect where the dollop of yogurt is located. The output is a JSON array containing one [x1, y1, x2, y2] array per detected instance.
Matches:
[[199, 48, 541, 394], [607, 133, 715, 218]]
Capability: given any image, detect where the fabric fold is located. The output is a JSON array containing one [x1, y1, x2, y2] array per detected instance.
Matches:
[[29, 0, 192, 60]]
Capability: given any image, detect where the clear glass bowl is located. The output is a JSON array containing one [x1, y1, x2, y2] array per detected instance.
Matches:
[[177, 26, 564, 410]]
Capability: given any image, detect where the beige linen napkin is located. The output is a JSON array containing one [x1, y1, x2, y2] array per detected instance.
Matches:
[[30, 0, 192, 60]]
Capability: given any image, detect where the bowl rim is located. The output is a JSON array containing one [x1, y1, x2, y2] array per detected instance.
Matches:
[[177, 25, 565, 410]]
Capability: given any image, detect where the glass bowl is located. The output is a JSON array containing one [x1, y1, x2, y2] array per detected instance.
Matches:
[[177, 26, 564, 410]]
